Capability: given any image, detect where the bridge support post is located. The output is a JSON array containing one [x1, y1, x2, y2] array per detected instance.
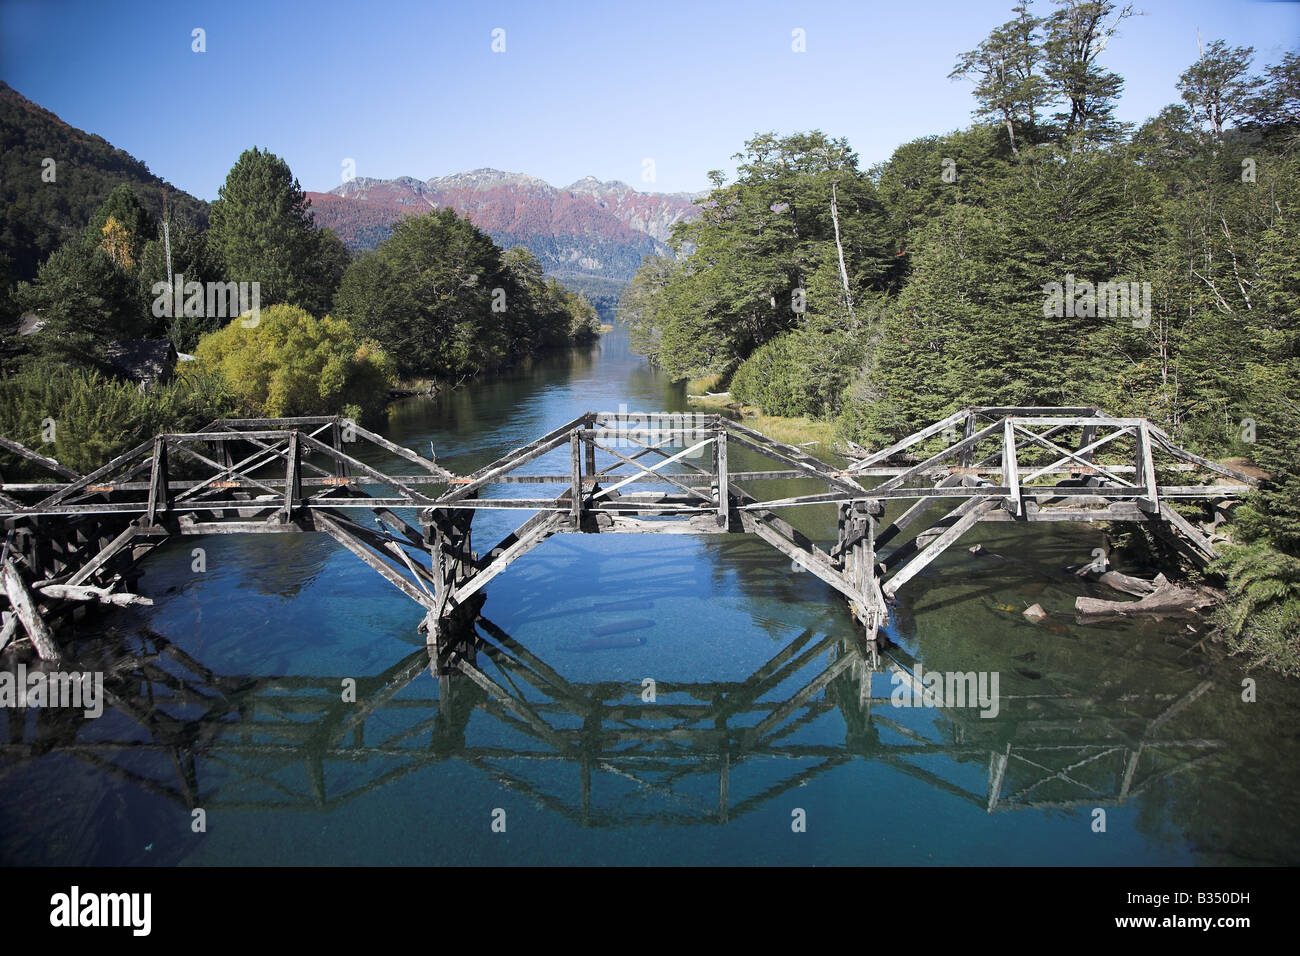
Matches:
[[423, 502, 481, 675]]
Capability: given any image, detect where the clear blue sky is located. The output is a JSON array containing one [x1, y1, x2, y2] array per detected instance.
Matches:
[[2, 0, 1297, 199]]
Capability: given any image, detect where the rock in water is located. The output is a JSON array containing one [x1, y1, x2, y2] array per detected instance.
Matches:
[[1023, 603, 1048, 623]]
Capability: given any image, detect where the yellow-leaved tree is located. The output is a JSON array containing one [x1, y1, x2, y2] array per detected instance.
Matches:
[[191, 304, 394, 419]]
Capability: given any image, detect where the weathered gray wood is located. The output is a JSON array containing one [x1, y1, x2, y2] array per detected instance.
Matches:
[[885, 500, 995, 595], [63, 524, 138, 587], [30, 437, 155, 511], [298, 432, 438, 505], [1148, 430, 1260, 486], [873, 419, 1006, 496], [874, 474, 969, 551], [145, 438, 169, 525], [454, 514, 562, 605], [1075, 582, 1214, 616], [849, 408, 969, 470], [589, 436, 715, 502], [2, 560, 62, 662], [1016, 424, 1136, 485], [1160, 505, 1219, 560], [0, 435, 80, 479], [1003, 418, 1021, 516], [314, 511, 435, 610], [37, 584, 153, 606], [347, 421, 455, 479], [283, 431, 302, 520], [715, 429, 729, 527], [723, 428, 866, 497], [592, 437, 713, 500], [1136, 422, 1159, 514]]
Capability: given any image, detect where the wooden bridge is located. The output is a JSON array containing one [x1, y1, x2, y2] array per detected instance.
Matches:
[[0, 407, 1258, 668]]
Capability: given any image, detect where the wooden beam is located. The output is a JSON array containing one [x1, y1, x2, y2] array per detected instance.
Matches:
[[715, 428, 729, 527], [63, 524, 138, 587], [885, 500, 995, 596], [1003, 418, 1020, 517], [1136, 422, 1159, 514], [313, 511, 435, 610], [849, 408, 970, 470], [0, 435, 80, 480], [2, 560, 62, 662]]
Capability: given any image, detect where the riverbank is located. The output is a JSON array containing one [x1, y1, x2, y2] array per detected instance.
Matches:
[[687, 389, 839, 453]]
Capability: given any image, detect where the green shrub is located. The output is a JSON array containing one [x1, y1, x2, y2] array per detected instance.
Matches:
[[730, 329, 863, 418]]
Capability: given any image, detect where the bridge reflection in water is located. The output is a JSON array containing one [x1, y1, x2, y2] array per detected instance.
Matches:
[[0, 620, 1222, 828]]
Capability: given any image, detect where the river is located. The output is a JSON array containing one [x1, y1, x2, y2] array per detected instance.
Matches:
[[2, 324, 1298, 866]]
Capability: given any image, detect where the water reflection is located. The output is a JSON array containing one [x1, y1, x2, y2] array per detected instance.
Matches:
[[0, 620, 1225, 837]]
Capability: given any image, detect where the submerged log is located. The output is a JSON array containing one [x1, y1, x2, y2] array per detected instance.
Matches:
[[1075, 582, 1214, 617], [36, 583, 153, 606]]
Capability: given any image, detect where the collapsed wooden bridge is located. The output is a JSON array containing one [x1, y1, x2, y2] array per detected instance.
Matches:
[[0, 406, 1258, 668]]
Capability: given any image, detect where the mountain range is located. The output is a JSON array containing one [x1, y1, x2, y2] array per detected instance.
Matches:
[[1, 80, 704, 309], [305, 169, 704, 299]]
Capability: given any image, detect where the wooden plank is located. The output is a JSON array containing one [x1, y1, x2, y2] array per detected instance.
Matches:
[[1003, 418, 1020, 517], [29, 437, 155, 511], [570, 433, 582, 523], [1147, 431, 1260, 486], [63, 524, 138, 587], [2, 560, 62, 662], [1160, 505, 1219, 560], [146, 438, 169, 525], [298, 432, 438, 505], [884, 500, 995, 595], [973, 406, 1099, 418], [874, 474, 969, 550], [0, 435, 80, 479], [740, 511, 865, 606], [715, 429, 729, 527], [1136, 422, 1159, 514], [313, 511, 435, 610], [848, 408, 969, 469], [589, 437, 714, 503], [872, 419, 1005, 496], [438, 430, 577, 504], [1017, 424, 1136, 485], [592, 437, 714, 500], [453, 514, 562, 605], [347, 422, 455, 478], [283, 431, 301, 520], [722, 426, 866, 497]]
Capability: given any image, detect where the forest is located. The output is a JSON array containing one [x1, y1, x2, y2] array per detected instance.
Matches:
[[0, 144, 601, 470], [619, 0, 1300, 674]]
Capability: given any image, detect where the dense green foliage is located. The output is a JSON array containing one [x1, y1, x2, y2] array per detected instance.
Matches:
[[622, 0, 1300, 674], [206, 147, 348, 317], [0, 364, 234, 475], [0, 81, 208, 288], [334, 210, 600, 379], [192, 304, 394, 419]]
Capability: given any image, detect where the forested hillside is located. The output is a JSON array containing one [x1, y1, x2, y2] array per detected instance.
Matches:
[[0, 81, 209, 286], [621, 0, 1300, 673]]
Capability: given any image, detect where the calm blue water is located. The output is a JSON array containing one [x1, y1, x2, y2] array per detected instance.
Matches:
[[2, 325, 1298, 866]]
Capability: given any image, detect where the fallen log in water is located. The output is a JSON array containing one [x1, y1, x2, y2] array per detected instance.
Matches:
[[2, 560, 62, 662], [36, 584, 153, 607], [1076, 582, 1215, 617]]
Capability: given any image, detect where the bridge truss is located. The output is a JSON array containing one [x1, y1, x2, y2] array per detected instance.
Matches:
[[0, 407, 1258, 668]]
